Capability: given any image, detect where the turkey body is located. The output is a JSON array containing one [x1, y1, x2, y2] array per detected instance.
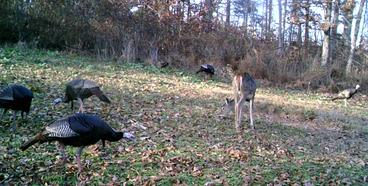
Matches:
[[196, 64, 215, 76], [331, 85, 360, 106], [55, 79, 111, 112], [20, 113, 135, 172], [0, 84, 33, 130]]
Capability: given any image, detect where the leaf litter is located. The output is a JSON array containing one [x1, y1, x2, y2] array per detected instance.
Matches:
[[0, 47, 367, 185]]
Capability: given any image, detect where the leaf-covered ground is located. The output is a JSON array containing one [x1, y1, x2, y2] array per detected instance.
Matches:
[[0, 47, 367, 185]]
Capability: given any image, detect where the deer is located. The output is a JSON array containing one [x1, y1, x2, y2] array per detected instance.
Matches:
[[222, 73, 257, 132]]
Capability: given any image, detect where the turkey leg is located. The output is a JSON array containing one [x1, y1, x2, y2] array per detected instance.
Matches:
[[77, 98, 85, 113]]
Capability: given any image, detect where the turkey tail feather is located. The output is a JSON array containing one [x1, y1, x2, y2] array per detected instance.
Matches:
[[20, 133, 43, 151]]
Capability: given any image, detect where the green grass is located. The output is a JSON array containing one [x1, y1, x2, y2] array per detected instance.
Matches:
[[0, 46, 367, 185]]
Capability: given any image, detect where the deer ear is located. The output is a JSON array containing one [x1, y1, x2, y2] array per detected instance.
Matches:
[[225, 98, 230, 103]]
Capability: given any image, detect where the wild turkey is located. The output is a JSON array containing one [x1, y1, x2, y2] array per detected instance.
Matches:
[[331, 84, 360, 106], [196, 64, 215, 78], [159, 61, 169, 68], [0, 84, 33, 131], [20, 113, 135, 173], [53, 79, 111, 113]]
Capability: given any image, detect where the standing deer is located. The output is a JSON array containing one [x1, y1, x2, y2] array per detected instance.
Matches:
[[232, 72, 257, 132]]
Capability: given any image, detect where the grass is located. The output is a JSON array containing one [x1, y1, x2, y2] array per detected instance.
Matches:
[[0, 46, 367, 185]]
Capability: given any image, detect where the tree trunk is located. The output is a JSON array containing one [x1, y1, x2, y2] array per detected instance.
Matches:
[[150, 45, 159, 66], [278, 0, 283, 54], [187, 0, 191, 20], [321, 0, 332, 67], [289, 24, 293, 43], [283, 0, 287, 43], [226, 0, 231, 26], [268, 0, 273, 39], [204, 0, 214, 22], [262, 0, 268, 39], [342, 0, 355, 44], [304, 0, 310, 50], [241, 0, 250, 35], [346, 0, 366, 75], [330, 0, 340, 62], [297, 23, 302, 45], [290, 0, 299, 44]]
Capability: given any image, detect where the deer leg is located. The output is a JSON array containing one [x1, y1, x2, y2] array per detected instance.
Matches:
[[71, 101, 74, 111], [238, 95, 246, 130], [249, 99, 254, 130], [234, 99, 240, 132], [238, 103, 244, 131], [234, 102, 239, 130], [235, 95, 245, 132], [344, 99, 348, 107], [234, 94, 239, 132], [77, 98, 84, 113], [76, 147, 84, 173]]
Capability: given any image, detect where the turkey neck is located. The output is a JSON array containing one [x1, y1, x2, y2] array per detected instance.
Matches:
[[104, 131, 124, 142], [352, 88, 359, 95]]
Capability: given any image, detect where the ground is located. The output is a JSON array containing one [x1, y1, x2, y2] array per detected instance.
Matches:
[[0, 47, 367, 185]]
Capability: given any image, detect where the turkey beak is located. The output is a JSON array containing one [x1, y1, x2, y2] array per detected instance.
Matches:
[[123, 132, 136, 142], [53, 98, 63, 109]]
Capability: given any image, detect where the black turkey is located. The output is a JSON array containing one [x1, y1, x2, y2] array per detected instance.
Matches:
[[196, 64, 215, 78], [331, 84, 360, 106], [53, 79, 111, 113], [0, 84, 33, 131], [20, 113, 135, 173], [159, 61, 169, 68]]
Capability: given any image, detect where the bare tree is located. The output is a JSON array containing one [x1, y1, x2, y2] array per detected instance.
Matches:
[[204, 0, 214, 23], [268, 0, 273, 39], [263, 0, 269, 38], [346, 0, 366, 74], [233, 0, 257, 35], [226, 0, 231, 26], [304, 0, 311, 50], [321, 0, 332, 67], [341, 0, 355, 44], [289, 0, 300, 43], [278, 0, 283, 54], [187, 0, 191, 20], [283, 0, 288, 43], [330, 0, 340, 62]]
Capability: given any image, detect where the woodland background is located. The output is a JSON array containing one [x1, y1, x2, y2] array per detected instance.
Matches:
[[0, 0, 367, 91]]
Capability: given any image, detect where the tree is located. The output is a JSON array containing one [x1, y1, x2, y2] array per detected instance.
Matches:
[[303, 0, 311, 50], [289, 0, 300, 44], [204, 0, 214, 23], [329, 0, 340, 62], [321, 0, 332, 67], [263, 0, 268, 38], [233, 0, 257, 35], [341, 0, 355, 44], [278, 0, 283, 54], [283, 0, 288, 43], [267, 0, 273, 39], [226, 0, 231, 26], [346, 0, 366, 74]]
